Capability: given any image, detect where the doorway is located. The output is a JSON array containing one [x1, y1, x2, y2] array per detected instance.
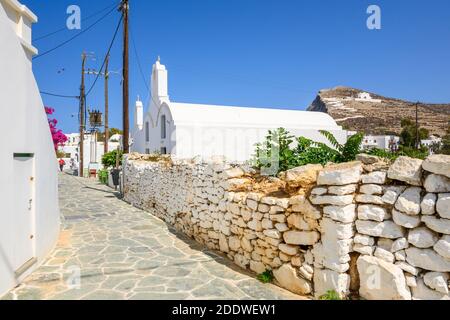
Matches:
[[12, 153, 36, 277]]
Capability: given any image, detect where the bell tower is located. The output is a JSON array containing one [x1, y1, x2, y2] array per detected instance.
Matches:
[[151, 56, 169, 102]]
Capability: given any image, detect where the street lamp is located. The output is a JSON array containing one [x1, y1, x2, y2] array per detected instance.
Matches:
[[88, 109, 103, 176]]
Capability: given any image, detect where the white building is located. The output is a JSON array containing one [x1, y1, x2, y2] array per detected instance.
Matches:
[[346, 131, 400, 151], [421, 136, 442, 154], [58, 133, 122, 173], [0, 0, 60, 296], [355, 92, 382, 103], [361, 135, 400, 151], [132, 59, 347, 162]]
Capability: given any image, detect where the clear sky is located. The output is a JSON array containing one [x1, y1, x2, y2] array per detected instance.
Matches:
[[22, 0, 450, 134]]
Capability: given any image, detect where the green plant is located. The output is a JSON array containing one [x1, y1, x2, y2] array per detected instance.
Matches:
[[257, 270, 274, 284], [252, 128, 364, 175], [438, 121, 450, 155], [319, 130, 364, 163], [366, 148, 399, 161], [366, 145, 429, 161], [102, 150, 123, 169], [98, 169, 108, 185], [397, 146, 429, 160], [292, 136, 338, 166], [319, 290, 343, 300], [253, 128, 296, 173], [400, 118, 429, 148]]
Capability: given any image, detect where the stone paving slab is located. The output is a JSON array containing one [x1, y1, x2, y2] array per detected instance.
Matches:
[[2, 173, 304, 300]]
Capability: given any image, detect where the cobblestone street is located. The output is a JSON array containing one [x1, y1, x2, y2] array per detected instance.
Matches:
[[2, 173, 302, 300]]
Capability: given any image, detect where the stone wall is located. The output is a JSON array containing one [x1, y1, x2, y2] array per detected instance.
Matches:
[[123, 153, 450, 300]]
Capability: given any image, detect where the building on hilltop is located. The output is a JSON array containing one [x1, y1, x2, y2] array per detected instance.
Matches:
[[132, 59, 347, 162]]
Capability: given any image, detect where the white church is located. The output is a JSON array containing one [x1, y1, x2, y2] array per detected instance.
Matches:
[[132, 59, 347, 162]]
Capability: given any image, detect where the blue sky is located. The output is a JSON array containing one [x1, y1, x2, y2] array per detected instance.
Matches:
[[22, 0, 450, 134]]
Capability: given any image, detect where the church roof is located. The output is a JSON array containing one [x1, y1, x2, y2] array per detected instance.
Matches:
[[168, 102, 342, 130]]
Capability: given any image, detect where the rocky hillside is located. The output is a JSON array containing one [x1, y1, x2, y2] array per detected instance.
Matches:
[[307, 86, 450, 137]]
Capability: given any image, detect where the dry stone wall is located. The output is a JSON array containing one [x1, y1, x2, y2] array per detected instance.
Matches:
[[123, 153, 450, 300]]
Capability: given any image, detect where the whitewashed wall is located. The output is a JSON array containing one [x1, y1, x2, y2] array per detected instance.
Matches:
[[0, 2, 60, 296], [0, 0, 38, 64]]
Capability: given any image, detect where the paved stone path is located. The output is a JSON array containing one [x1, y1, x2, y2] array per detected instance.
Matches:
[[3, 173, 302, 300]]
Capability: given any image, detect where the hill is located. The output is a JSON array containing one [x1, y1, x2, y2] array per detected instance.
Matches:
[[307, 86, 450, 137]]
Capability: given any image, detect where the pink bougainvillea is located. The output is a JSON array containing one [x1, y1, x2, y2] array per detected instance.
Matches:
[[45, 106, 68, 151]]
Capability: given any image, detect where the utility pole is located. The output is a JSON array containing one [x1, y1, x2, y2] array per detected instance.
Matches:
[[104, 54, 110, 154], [415, 101, 420, 150], [121, 0, 130, 154], [85, 56, 119, 155], [79, 52, 87, 178]]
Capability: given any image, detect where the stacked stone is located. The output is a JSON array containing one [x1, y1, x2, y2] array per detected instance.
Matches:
[[240, 192, 318, 295], [355, 155, 450, 300], [270, 164, 325, 295], [309, 161, 362, 298], [190, 157, 232, 251], [123, 153, 450, 300]]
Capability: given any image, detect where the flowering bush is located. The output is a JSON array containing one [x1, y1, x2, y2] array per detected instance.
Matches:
[[45, 107, 68, 151]]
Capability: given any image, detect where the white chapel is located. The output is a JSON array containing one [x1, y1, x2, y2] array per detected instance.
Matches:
[[132, 59, 347, 162]]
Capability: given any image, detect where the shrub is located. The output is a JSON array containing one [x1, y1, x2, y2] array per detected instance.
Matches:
[[252, 128, 364, 175], [366, 148, 399, 161], [319, 130, 364, 163], [397, 146, 429, 160], [439, 122, 450, 155], [400, 118, 429, 148], [366, 146, 429, 161], [254, 128, 296, 173], [257, 270, 274, 284], [102, 150, 123, 169], [98, 169, 108, 185], [292, 136, 339, 166], [319, 290, 343, 300]]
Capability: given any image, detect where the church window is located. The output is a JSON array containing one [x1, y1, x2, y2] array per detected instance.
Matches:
[[161, 147, 167, 155], [161, 115, 166, 139], [145, 122, 150, 142]]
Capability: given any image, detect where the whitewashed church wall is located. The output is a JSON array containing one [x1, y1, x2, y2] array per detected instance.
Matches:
[[134, 121, 348, 162]]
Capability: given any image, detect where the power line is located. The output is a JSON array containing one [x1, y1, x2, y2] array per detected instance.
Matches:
[[129, 24, 162, 124], [40, 91, 79, 99], [130, 27, 149, 93], [130, 25, 170, 128], [85, 14, 123, 97], [34, 2, 120, 42], [33, 5, 118, 60]]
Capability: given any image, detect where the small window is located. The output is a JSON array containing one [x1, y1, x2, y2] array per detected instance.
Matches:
[[145, 148, 150, 154], [145, 122, 150, 142], [13, 153, 34, 158], [160, 147, 167, 155], [161, 115, 166, 139]]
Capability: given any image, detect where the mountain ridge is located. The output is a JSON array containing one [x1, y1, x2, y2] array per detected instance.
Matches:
[[307, 86, 450, 137]]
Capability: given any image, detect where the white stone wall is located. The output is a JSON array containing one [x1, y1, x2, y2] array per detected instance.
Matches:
[[123, 153, 450, 300], [353, 154, 450, 300]]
